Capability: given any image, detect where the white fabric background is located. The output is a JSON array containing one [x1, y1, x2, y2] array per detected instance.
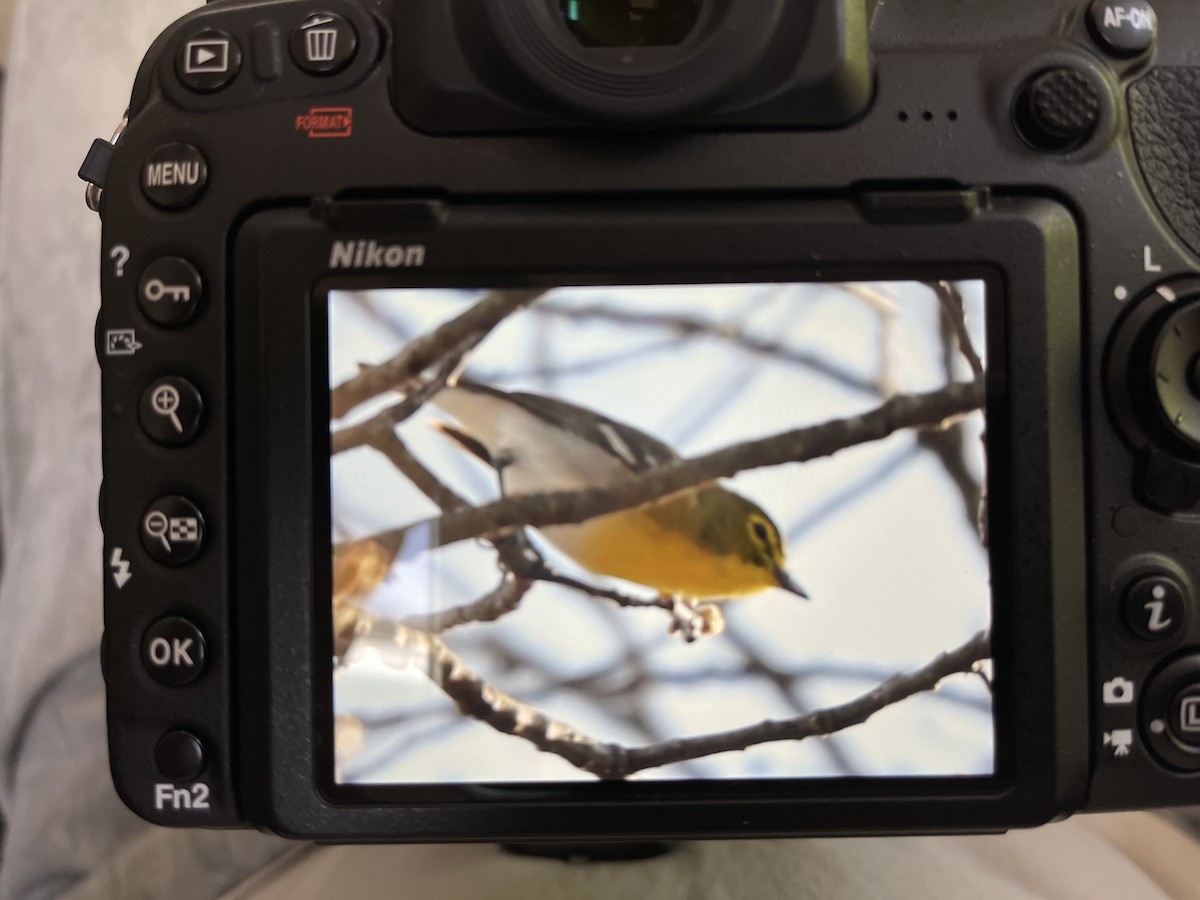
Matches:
[[0, 1, 1197, 898]]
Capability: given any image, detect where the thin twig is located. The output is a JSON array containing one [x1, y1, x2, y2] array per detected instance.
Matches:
[[331, 289, 547, 419], [927, 281, 985, 381], [401, 573, 534, 633], [371, 624, 991, 779], [535, 303, 878, 395]]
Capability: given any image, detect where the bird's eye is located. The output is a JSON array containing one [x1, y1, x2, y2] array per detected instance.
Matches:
[[752, 521, 769, 543]]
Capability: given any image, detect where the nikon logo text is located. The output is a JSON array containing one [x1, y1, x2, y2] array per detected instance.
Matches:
[[329, 240, 427, 270]]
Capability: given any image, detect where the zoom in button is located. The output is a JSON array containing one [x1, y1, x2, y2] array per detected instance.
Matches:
[[141, 496, 205, 566], [140, 377, 204, 447]]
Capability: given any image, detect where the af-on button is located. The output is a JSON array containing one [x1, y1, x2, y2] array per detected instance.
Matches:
[[1088, 1, 1156, 58], [142, 144, 209, 210]]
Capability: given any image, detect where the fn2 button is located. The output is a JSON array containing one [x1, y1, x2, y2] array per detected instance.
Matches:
[[143, 617, 206, 686], [155, 731, 207, 780]]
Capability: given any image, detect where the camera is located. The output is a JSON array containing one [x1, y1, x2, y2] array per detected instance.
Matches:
[[79, 0, 1200, 841]]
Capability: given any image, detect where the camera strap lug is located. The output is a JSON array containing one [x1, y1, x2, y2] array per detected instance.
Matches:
[[79, 110, 129, 214]]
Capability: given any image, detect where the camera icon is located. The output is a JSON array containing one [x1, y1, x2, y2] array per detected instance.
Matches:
[[1102, 676, 1136, 706]]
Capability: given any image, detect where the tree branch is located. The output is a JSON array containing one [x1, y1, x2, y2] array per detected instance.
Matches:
[[368, 380, 985, 557], [927, 280, 984, 381], [373, 624, 991, 779], [535, 303, 878, 395], [330, 289, 547, 419]]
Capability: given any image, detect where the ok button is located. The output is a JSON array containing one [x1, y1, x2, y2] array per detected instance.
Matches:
[[143, 617, 207, 686]]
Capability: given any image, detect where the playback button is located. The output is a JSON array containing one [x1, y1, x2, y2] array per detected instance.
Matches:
[[176, 29, 243, 92], [138, 257, 203, 327]]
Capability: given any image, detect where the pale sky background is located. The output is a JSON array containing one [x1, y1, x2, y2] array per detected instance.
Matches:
[[328, 281, 993, 785]]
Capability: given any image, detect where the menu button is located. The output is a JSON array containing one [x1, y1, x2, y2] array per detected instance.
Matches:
[[142, 144, 209, 209]]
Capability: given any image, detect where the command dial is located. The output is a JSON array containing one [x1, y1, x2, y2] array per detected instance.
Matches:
[[1152, 301, 1200, 449], [1106, 280, 1200, 513]]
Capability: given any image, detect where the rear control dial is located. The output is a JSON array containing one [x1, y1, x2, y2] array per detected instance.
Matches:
[[1151, 300, 1200, 448], [1106, 280, 1200, 512]]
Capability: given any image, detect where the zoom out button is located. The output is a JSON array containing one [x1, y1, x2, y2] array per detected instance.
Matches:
[[141, 496, 205, 566]]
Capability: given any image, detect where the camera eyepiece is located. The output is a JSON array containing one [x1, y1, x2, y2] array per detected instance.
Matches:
[[479, 0, 784, 125], [560, 0, 704, 49]]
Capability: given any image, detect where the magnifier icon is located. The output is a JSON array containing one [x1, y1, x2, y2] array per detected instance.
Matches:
[[144, 510, 172, 552], [151, 384, 184, 433]]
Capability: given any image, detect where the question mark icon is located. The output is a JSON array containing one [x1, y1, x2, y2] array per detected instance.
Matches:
[[110, 245, 131, 278]]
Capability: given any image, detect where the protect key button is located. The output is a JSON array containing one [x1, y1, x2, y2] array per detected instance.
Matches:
[[138, 257, 203, 327]]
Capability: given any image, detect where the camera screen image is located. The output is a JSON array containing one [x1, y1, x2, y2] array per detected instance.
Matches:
[[327, 281, 993, 786]]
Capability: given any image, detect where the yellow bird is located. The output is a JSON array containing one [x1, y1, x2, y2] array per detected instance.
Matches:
[[431, 381, 808, 601]]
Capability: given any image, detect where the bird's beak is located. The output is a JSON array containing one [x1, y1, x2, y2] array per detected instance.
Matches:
[[774, 567, 809, 600]]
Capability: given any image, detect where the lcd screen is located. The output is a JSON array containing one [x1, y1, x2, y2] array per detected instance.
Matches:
[[326, 281, 993, 786]]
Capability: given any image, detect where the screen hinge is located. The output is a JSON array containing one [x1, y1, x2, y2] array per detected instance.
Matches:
[[309, 196, 448, 232], [854, 187, 991, 225]]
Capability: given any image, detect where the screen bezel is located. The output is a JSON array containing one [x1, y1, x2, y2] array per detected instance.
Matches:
[[232, 196, 1088, 839]]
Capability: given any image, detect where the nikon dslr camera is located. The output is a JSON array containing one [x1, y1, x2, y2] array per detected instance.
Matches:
[[82, 0, 1200, 841]]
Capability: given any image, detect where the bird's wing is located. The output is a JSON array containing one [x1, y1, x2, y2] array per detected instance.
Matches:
[[451, 379, 679, 473]]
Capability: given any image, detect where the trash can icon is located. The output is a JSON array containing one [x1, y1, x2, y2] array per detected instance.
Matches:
[[305, 26, 338, 62]]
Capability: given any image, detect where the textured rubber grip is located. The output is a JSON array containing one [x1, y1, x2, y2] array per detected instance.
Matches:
[[1128, 68, 1200, 260]]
